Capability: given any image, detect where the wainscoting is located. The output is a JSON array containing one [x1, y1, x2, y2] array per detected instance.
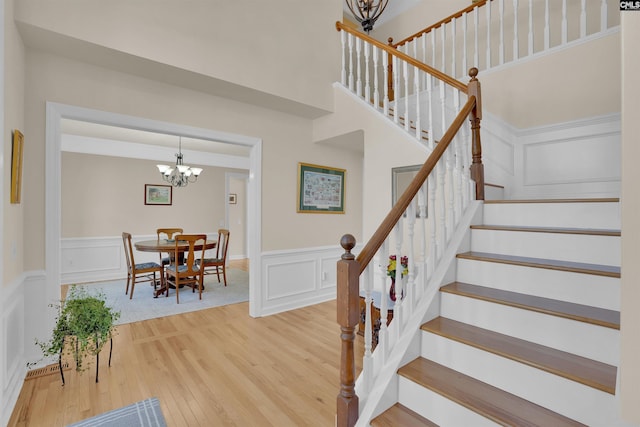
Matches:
[[61, 233, 219, 285], [258, 244, 361, 317]]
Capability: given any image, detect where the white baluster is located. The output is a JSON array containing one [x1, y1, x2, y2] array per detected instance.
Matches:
[[403, 56, 410, 132], [340, 30, 347, 86], [393, 221, 404, 334], [393, 55, 400, 124], [364, 41, 370, 103], [486, 0, 492, 69], [544, 0, 550, 50], [406, 200, 417, 312], [431, 25, 437, 70], [528, 0, 534, 56], [383, 51, 389, 117], [378, 241, 389, 361], [439, 159, 447, 253], [580, 0, 587, 38], [427, 74, 434, 150], [499, 0, 505, 65], [452, 89, 461, 226], [601, 0, 608, 32], [562, 0, 568, 45], [451, 19, 457, 79], [414, 66, 421, 142], [418, 184, 428, 301], [362, 264, 373, 395], [348, 34, 355, 92], [462, 12, 468, 78], [356, 38, 362, 97], [373, 47, 380, 109], [474, 5, 479, 69], [513, 0, 519, 61], [428, 174, 437, 269], [441, 22, 447, 75]]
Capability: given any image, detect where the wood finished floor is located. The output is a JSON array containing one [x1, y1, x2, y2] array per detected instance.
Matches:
[[10, 260, 363, 426]]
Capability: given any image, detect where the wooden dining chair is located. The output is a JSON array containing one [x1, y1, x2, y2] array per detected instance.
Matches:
[[197, 229, 230, 286], [156, 227, 183, 267], [122, 232, 165, 299], [164, 234, 207, 304]]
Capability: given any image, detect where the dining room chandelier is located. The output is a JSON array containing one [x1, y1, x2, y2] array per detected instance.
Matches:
[[156, 137, 203, 187], [345, 0, 389, 33]]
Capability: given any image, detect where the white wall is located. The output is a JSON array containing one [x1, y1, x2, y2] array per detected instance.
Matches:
[[620, 11, 640, 425]]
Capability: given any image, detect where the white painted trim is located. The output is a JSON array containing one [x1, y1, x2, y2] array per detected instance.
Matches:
[[1, 274, 26, 427], [61, 134, 250, 170], [45, 104, 265, 330]]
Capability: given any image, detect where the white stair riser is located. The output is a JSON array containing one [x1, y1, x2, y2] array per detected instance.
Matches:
[[420, 333, 620, 426], [483, 202, 620, 229], [398, 376, 500, 427], [456, 258, 621, 311], [440, 293, 619, 365], [470, 229, 620, 266]]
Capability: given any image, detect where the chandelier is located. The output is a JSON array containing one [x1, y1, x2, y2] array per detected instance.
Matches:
[[156, 137, 203, 187], [345, 0, 389, 33]]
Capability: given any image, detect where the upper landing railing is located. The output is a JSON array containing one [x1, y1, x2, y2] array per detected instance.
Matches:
[[335, 21, 484, 427], [389, 0, 619, 81]]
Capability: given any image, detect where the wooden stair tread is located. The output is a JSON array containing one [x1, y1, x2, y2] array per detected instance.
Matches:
[[457, 251, 621, 278], [399, 358, 586, 427], [371, 403, 439, 427], [440, 282, 620, 329], [470, 225, 620, 236], [484, 198, 619, 204], [422, 317, 617, 394]]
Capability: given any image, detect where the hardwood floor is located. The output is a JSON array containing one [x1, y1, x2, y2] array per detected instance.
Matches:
[[10, 259, 363, 426]]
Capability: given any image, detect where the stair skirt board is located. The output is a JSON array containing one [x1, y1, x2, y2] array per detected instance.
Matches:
[[469, 228, 620, 266], [455, 258, 621, 311], [419, 332, 618, 425], [440, 293, 619, 366]]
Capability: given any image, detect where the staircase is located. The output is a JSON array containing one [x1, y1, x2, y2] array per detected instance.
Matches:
[[370, 198, 625, 426]]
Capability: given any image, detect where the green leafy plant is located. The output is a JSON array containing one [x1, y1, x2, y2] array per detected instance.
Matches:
[[32, 285, 120, 374]]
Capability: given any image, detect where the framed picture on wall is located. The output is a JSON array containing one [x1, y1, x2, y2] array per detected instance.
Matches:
[[144, 184, 172, 206], [228, 193, 237, 204], [297, 162, 345, 214]]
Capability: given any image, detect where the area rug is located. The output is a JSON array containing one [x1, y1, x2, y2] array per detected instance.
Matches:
[[66, 397, 166, 427], [75, 268, 249, 325]]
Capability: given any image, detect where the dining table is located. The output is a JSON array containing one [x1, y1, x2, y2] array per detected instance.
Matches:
[[134, 238, 217, 297]]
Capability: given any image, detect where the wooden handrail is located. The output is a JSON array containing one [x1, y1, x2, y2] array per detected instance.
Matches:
[[336, 21, 468, 94], [390, 0, 493, 48], [354, 95, 477, 273]]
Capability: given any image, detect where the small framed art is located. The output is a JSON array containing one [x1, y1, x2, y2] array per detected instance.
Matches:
[[144, 184, 172, 206]]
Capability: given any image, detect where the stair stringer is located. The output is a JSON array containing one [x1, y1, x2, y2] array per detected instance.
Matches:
[[355, 201, 483, 426]]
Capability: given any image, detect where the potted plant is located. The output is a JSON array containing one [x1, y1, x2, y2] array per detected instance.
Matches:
[[32, 285, 120, 385]]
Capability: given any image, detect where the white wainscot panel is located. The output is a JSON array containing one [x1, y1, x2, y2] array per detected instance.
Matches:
[[266, 260, 316, 300], [524, 133, 621, 186], [320, 256, 338, 289]]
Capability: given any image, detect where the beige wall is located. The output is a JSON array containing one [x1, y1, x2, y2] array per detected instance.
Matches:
[[3, 0, 25, 285], [228, 175, 247, 258], [14, 0, 342, 115], [620, 12, 640, 425], [23, 49, 363, 270], [375, 1, 621, 130], [480, 32, 621, 129], [61, 152, 242, 244]]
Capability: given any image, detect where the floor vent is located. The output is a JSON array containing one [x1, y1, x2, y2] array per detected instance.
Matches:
[[25, 362, 70, 380]]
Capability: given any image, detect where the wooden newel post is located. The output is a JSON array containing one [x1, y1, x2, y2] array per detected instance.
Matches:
[[337, 234, 359, 427], [387, 37, 395, 102], [468, 67, 485, 200]]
